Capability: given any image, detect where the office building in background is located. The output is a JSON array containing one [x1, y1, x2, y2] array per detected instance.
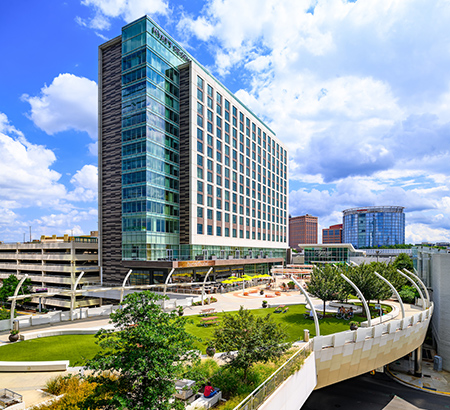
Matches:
[[289, 214, 318, 249], [322, 224, 343, 244], [98, 16, 288, 285], [343, 206, 405, 249]]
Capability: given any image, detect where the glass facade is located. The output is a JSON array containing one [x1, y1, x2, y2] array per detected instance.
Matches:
[[343, 206, 405, 249], [121, 17, 184, 261], [118, 16, 288, 264]]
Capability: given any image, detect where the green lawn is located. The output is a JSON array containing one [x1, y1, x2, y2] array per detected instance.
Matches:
[[0, 334, 101, 366], [0, 303, 380, 365], [185, 304, 371, 352]]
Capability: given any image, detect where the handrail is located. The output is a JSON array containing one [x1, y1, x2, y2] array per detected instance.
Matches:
[[232, 341, 312, 410]]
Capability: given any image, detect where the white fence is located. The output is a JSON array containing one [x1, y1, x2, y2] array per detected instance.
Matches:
[[0, 295, 204, 332]]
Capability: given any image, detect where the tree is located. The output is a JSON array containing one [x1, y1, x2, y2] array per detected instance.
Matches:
[[398, 285, 419, 304], [0, 275, 32, 304], [213, 307, 288, 382], [393, 253, 414, 272], [85, 291, 197, 410], [347, 264, 391, 303], [307, 265, 343, 315]]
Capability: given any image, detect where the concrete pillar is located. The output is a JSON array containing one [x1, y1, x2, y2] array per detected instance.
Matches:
[[414, 347, 423, 377]]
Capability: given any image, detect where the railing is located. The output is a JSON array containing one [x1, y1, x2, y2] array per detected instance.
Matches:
[[233, 342, 312, 410], [0, 388, 23, 409]]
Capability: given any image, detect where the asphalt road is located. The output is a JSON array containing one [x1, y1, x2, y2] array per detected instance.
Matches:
[[301, 372, 450, 410]]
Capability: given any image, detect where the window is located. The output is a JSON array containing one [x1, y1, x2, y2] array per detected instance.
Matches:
[[197, 154, 203, 167], [207, 225, 213, 235], [197, 89, 203, 101], [197, 207, 203, 218], [197, 181, 203, 192], [207, 209, 213, 219], [197, 223, 203, 234], [207, 84, 213, 97], [197, 76, 204, 89], [197, 102, 203, 116], [197, 193, 203, 204]]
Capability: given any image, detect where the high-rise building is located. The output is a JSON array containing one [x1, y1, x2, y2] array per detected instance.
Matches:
[[322, 224, 343, 244], [289, 215, 318, 249], [98, 16, 288, 285], [342, 206, 405, 249]]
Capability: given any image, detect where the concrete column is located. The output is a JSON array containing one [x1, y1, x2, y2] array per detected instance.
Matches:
[[414, 347, 423, 377]]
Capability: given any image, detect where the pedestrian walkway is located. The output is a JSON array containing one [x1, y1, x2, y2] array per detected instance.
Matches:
[[387, 358, 450, 396]]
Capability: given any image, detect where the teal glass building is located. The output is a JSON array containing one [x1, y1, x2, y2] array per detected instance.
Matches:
[[98, 16, 288, 284], [342, 206, 405, 249]]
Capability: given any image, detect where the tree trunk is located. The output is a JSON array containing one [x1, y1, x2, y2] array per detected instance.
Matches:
[[323, 300, 326, 316]]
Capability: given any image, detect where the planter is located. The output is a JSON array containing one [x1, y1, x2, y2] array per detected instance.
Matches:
[[350, 322, 359, 331], [206, 346, 216, 357], [9, 333, 20, 343], [262, 301, 268, 308]]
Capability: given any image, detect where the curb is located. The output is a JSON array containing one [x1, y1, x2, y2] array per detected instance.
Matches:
[[386, 365, 450, 397]]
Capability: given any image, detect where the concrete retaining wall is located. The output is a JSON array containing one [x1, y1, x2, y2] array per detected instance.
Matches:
[[0, 360, 69, 372], [20, 328, 99, 341]]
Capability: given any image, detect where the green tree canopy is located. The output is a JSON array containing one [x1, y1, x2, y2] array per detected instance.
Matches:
[[392, 253, 414, 272], [307, 265, 345, 315], [371, 262, 407, 291], [213, 307, 288, 381], [347, 264, 391, 303], [85, 291, 197, 410], [0, 275, 32, 304]]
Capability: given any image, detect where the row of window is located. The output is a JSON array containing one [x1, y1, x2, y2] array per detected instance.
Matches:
[[122, 185, 179, 203], [197, 75, 287, 163], [196, 223, 286, 242]]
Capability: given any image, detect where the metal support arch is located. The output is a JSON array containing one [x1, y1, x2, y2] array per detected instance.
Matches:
[[70, 271, 85, 321], [340, 273, 372, 327], [373, 271, 405, 319], [396, 269, 426, 309], [201, 267, 214, 306], [289, 275, 321, 337], [10, 274, 28, 330], [163, 268, 176, 296], [119, 269, 133, 304], [403, 269, 430, 308]]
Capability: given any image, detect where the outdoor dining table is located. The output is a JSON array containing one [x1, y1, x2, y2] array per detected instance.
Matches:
[[200, 316, 219, 326]]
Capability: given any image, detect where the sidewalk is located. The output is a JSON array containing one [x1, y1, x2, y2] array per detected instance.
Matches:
[[387, 357, 450, 396]]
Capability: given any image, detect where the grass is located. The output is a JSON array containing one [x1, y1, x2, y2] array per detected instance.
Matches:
[[0, 334, 101, 366], [0, 302, 392, 364], [185, 304, 368, 352]]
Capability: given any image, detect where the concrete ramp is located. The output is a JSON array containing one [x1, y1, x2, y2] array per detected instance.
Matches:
[[314, 305, 433, 389]]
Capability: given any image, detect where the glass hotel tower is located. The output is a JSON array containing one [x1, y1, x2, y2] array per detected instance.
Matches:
[[342, 206, 405, 249], [98, 16, 288, 285]]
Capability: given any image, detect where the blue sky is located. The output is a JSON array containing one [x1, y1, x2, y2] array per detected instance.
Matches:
[[1, 0, 450, 243]]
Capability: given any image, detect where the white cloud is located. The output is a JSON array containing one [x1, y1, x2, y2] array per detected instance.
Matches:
[[406, 224, 450, 244], [0, 115, 67, 207], [67, 165, 98, 202], [22, 73, 98, 140], [180, 0, 450, 242], [77, 0, 169, 30], [31, 209, 98, 238], [0, 113, 99, 241]]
